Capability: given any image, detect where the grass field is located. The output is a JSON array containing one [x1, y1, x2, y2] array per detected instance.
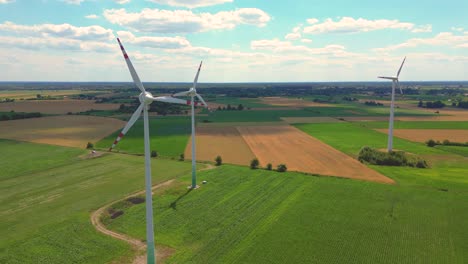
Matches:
[[295, 122, 468, 191], [0, 90, 97, 99], [96, 116, 191, 158], [201, 105, 434, 123], [0, 139, 194, 263], [105, 164, 467, 263]]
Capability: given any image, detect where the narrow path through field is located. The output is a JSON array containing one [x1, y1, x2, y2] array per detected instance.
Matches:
[[90, 163, 216, 264]]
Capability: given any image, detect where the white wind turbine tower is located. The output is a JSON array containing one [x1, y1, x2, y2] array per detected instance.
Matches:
[[109, 38, 193, 264], [378, 57, 406, 152], [172, 62, 208, 189]]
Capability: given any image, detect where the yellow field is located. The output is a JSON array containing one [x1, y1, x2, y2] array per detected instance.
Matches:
[[0, 100, 120, 114], [376, 129, 468, 143], [0, 115, 125, 148], [184, 126, 255, 166], [237, 125, 394, 184]]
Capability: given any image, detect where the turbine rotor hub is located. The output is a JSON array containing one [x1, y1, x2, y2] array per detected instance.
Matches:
[[139, 91, 154, 105]]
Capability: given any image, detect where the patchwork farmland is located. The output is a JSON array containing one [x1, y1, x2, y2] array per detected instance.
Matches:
[[1, 82, 468, 264], [0, 100, 120, 114]]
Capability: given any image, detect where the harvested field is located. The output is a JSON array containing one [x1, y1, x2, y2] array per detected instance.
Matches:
[[0, 115, 125, 148], [281, 117, 342, 123], [376, 129, 468, 143], [184, 126, 255, 166], [260, 97, 333, 107], [397, 110, 468, 121], [0, 100, 120, 114], [237, 125, 393, 184]]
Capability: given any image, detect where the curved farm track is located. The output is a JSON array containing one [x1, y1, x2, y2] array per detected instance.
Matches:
[[91, 163, 216, 264]]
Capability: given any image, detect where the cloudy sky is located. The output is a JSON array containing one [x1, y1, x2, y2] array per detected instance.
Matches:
[[0, 0, 467, 82]]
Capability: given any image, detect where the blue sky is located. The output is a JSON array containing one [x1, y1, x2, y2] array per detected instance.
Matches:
[[0, 0, 467, 82]]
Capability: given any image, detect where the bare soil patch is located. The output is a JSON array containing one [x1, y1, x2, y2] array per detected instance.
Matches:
[[260, 97, 334, 107], [184, 126, 255, 166], [0, 115, 125, 148], [376, 129, 468, 143], [237, 125, 394, 184], [0, 99, 120, 114]]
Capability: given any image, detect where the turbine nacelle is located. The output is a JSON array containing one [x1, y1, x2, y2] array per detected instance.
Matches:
[[139, 91, 155, 105]]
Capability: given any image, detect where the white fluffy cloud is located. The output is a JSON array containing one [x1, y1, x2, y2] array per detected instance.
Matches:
[[285, 26, 302, 40], [251, 38, 353, 58], [117, 31, 191, 49], [115, 0, 131, 4], [62, 0, 84, 4], [0, 22, 116, 53], [149, 0, 232, 8], [104, 8, 270, 33], [0, 0, 15, 4], [303, 17, 417, 34], [374, 32, 468, 52], [85, 14, 99, 19], [0, 21, 114, 41]]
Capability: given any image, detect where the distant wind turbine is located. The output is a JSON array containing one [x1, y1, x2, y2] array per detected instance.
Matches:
[[378, 57, 406, 152], [172, 61, 208, 189], [109, 38, 195, 264]]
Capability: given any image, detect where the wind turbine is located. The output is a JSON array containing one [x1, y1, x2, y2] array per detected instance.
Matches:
[[378, 57, 406, 152], [110, 38, 192, 264], [172, 62, 208, 189]]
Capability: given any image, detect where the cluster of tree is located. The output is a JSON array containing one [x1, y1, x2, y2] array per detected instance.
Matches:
[[418, 100, 446, 109], [217, 104, 244, 111], [250, 158, 287, 172], [72, 94, 98, 100], [456, 101, 468, 109], [0, 111, 42, 121], [342, 96, 358, 102], [426, 139, 468, 147], [358, 146, 428, 168], [364, 101, 383, 106], [0, 98, 15, 103], [117, 103, 187, 116]]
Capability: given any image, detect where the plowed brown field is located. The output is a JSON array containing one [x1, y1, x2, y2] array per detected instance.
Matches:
[[237, 125, 394, 184], [376, 129, 468, 143], [260, 97, 333, 107], [0, 100, 120, 114], [184, 126, 255, 166], [0, 115, 125, 148]]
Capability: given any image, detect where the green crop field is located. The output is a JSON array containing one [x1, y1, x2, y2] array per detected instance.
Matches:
[[295, 122, 468, 191], [359, 121, 468, 130], [96, 116, 191, 157], [105, 163, 468, 263], [0, 139, 194, 264]]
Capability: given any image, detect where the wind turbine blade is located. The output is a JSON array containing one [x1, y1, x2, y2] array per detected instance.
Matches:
[[117, 38, 145, 93], [195, 93, 208, 107], [396, 56, 406, 78], [397, 80, 403, 94], [193, 61, 203, 90], [152, 96, 192, 106], [109, 103, 144, 151], [172, 90, 192, 97]]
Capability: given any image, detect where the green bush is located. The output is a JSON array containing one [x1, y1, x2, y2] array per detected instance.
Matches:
[[151, 150, 158, 158], [426, 139, 436, 147], [215, 155, 222, 166], [250, 158, 260, 169], [179, 153, 185, 161], [277, 164, 287, 172], [266, 163, 272, 170], [358, 146, 428, 168], [86, 142, 94, 149]]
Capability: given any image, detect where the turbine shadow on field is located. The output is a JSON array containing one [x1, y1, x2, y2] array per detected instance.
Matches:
[[169, 189, 192, 210]]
